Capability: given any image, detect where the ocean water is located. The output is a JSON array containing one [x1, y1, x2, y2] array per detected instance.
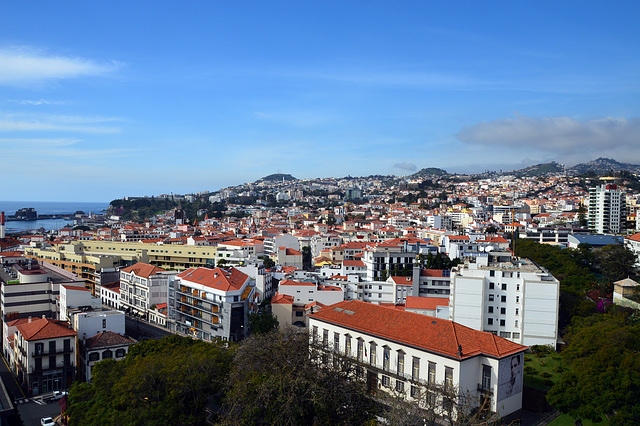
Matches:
[[0, 201, 109, 233]]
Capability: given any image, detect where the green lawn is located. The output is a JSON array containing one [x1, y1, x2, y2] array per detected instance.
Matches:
[[548, 413, 610, 426], [523, 350, 563, 391]]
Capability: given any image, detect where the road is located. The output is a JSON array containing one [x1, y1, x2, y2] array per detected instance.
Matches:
[[124, 314, 172, 340]]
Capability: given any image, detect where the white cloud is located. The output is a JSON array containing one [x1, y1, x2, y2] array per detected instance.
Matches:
[[8, 99, 67, 106], [393, 162, 417, 172], [0, 138, 80, 146], [0, 47, 119, 85], [457, 115, 640, 153], [0, 113, 123, 133]]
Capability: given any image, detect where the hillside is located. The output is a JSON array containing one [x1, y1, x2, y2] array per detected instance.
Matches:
[[255, 173, 297, 183], [411, 167, 449, 178], [569, 157, 640, 175], [507, 162, 565, 177]]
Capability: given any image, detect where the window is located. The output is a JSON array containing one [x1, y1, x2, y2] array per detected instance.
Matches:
[[295, 311, 303, 317], [396, 380, 405, 392], [482, 365, 491, 390], [383, 346, 390, 371], [334, 333, 340, 352], [500, 331, 511, 338], [116, 349, 126, 358], [357, 339, 364, 361], [515, 320, 519, 327], [488, 318, 493, 325], [444, 367, 453, 388], [102, 319, 107, 329], [312, 326, 318, 341], [500, 319, 505, 326], [500, 307, 506, 315], [502, 283, 507, 290], [517, 284, 520, 291], [345, 335, 352, 356], [89, 352, 99, 361], [489, 282, 494, 289], [516, 296, 520, 303], [49, 355, 56, 369], [382, 375, 390, 387], [513, 332, 521, 339], [411, 385, 420, 398], [323, 329, 328, 346], [428, 362, 436, 383], [490, 270, 495, 277], [488, 306, 494, 313], [515, 308, 519, 315], [412, 357, 420, 380], [397, 351, 405, 375], [488, 294, 494, 301], [501, 295, 507, 303], [370, 343, 377, 365]]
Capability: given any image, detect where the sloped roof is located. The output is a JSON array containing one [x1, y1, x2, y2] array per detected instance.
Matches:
[[85, 331, 134, 349], [17, 318, 77, 341], [310, 300, 526, 360], [177, 267, 249, 292], [406, 296, 449, 310], [121, 262, 166, 278]]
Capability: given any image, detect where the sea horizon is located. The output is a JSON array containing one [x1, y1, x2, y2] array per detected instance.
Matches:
[[0, 201, 110, 234]]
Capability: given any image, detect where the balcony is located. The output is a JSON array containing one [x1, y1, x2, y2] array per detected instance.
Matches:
[[32, 346, 74, 357], [477, 383, 493, 395]]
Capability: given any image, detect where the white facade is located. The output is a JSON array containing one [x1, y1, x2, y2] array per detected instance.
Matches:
[[72, 310, 126, 341], [588, 184, 626, 234], [309, 300, 527, 417], [119, 263, 175, 317], [449, 253, 560, 347]]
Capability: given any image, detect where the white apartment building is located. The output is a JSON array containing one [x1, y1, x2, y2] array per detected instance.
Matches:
[[1, 260, 86, 323], [169, 266, 257, 342], [588, 184, 626, 234], [449, 252, 560, 347], [362, 242, 416, 281], [119, 263, 176, 317], [13, 318, 78, 396], [309, 300, 527, 417], [264, 233, 300, 256]]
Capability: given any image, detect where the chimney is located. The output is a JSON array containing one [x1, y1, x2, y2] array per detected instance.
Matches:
[[457, 344, 463, 357], [28, 316, 32, 323], [0, 212, 4, 239]]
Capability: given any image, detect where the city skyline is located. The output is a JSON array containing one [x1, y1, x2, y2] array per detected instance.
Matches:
[[1, 1, 639, 201]]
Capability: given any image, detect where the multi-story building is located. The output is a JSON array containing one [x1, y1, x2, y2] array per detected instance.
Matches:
[[308, 300, 527, 418], [449, 252, 560, 347], [169, 266, 257, 342], [13, 318, 77, 396], [119, 263, 176, 317], [1, 260, 86, 323], [362, 242, 415, 281], [588, 184, 626, 234]]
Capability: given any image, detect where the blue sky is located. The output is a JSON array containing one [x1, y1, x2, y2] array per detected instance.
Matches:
[[1, 1, 639, 202]]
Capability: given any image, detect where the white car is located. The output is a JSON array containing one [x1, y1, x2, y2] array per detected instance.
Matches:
[[41, 417, 55, 426], [52, 390, 68, 400]]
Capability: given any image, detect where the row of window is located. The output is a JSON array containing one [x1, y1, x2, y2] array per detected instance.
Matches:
[[487, 306, 520, 315], [487, 318, 519, 327], [315, 327, 453, 386], [87, 348, 126, 361], [488, 282, 521, 291]]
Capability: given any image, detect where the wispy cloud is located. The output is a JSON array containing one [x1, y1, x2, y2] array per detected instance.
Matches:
[[0, 138, 80, 146], [8, 99, 66, 106], [457, 115, 640, 154], [393, 162, 417, 172], [0, 113, 123, 133], [0, 46, 120, 85]]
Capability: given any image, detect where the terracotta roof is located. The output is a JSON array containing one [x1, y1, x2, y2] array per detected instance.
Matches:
[[17, 318, 77, 341], [121, 262, 166, 278], [85, 331, 134, 349], [310, 300, 526, 360], [177, 267, 249, 292], [271, 293, 294, 304], [280, 280, 315, 287], [405, 296, 449, 310], [390, 276, 413, 284]]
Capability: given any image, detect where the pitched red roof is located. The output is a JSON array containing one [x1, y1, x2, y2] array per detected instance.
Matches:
[[177, 267, 249, 292], [17, 318, 77, 341], [121, 262, 166, 278], [85, 331, 134, 349], [405, 296, 449, 310], [310, 300, 526, 360]]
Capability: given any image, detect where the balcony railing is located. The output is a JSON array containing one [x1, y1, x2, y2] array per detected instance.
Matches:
[[32, 347, 74, 357]]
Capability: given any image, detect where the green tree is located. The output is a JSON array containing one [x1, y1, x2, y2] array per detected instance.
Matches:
[[247, 311, 279, 335], [593, 244, 637, 291], [262, 257, 275, 269], [546, 311, 640, 424], [221, 329, 377, 425], [67, 335, 234, 426]]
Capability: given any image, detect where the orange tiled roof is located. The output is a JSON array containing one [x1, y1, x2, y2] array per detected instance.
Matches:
[[17, 318, 77, 341], [121, 262, 166, 278], [405, 296, 449, 310], [310, 300, 526, 360], [177, 267, 249, 292]]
